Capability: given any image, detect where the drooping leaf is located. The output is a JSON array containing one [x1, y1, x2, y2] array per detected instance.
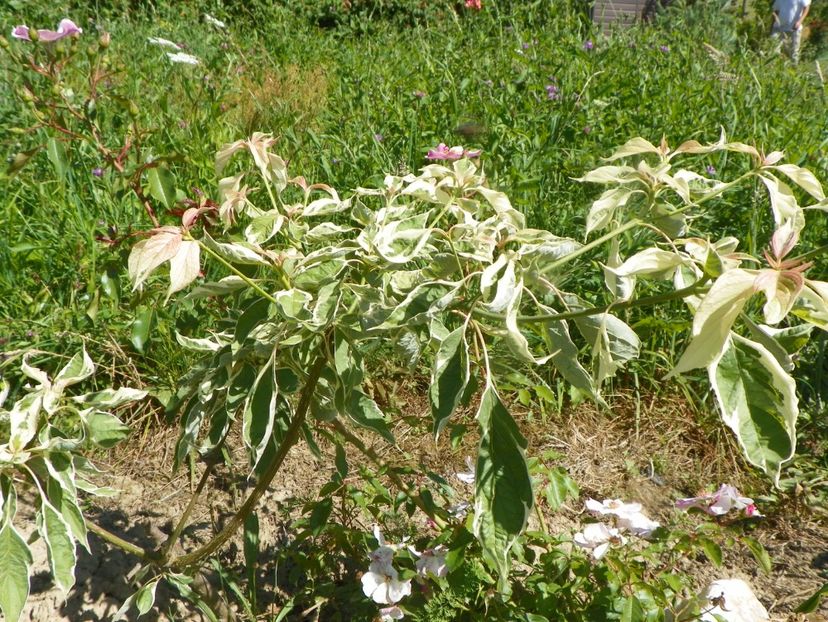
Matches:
[[742, 536, 772, 575], [0, 519, 32, 622], [430, 326, 470, 437], [543, 320, 597, 400], [244, 359, 279, 467], [473, 385, 532, 582], [341, 390, 394, 444], [669, 268, 756, 375], [40, 501, 76, 594], [709, 334, 798, 483]]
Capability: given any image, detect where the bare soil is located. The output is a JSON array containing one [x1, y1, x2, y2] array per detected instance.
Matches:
[[20, 389, 828, 621]]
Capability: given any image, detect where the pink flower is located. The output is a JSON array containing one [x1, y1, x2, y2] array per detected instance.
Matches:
[[11, 18, 82, 42], [426, 144, 481, 161], [465, 0, 482, 9], [676, 484, 761, 517]]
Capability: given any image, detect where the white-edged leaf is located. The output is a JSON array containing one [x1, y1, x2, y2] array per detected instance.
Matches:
[[53, 349, 95, 391], [669, 269, 757, 375], [603, 137, 661, 161], [543, 319, 598, 400], [113, 577, 161, 621], [611, 248, 685, 279], [175, 333, 223, 352], [575, 165, 637, 184], [72, 387, 147, 408], [710, 334, 798, 484], [40, 500, 76, 594], [485, 259, 517, 313], [586, 188, 635, 234], [203, 233, 270, 266], [342, 390, 394, 443], [772, 164, 825, 200], [243, 359, 279, 467], [81, 411, 130, 448], [758, 174, 803, 230], [186, 275, 247, 299]]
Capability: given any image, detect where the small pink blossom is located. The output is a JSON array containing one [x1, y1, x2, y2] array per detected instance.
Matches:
[[11, 19, 82, 42], [426, 144, 481, 161], [465, 0, 482, 9]]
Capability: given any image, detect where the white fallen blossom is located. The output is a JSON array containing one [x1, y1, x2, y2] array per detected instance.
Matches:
[[166, 52, 201, 65], [148, 37, 181, 50]]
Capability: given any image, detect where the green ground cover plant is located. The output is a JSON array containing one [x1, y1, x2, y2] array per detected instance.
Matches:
[[0, 1, 827, 620]]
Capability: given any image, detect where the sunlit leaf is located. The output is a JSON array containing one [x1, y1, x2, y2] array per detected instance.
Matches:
[[709, 334, 798, 484]]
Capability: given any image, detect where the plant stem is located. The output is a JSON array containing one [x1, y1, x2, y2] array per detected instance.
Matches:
[[158, 462, 215, 562], [539, 219, 642, 276], [85, 518, 159, 561], [330, 419, 448, 529], [196, 238, 282, 304], [169, 349, 328, 571]]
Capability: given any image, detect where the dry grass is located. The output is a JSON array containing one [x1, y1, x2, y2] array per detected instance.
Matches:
[[226, 63, 331, 135]]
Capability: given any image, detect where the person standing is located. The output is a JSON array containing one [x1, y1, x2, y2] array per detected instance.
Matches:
[[771, 0, 811, 63]]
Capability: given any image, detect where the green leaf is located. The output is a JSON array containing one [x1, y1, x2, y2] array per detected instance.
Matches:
[[543, 467, 579, 511], [698, 537, 722, 567], [114, 577, 160, 620], [135, 578, 159, 615], [341, 390, 394, 443], [544, 320, 597, 399], [131, 306, 154, 353], [82, 411, 130, 448], [795, 583, 828, 613], [620, 594, 645, 622], [147, 166, 177, 210], [46, 138, 69, 181], [166, 572, 219, 622], [41, 501, 76, 594], [742, 536, 772, 575], [244, 360, 280, 467], [308, 497, 333, 535], [430, 326, 470, 437], [473, 385, 532, 582], [709, 334, 798, 483], [0, 519, 32, 622]]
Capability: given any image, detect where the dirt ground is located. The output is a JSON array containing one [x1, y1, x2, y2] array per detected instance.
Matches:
[[20, 389, 828, 621]]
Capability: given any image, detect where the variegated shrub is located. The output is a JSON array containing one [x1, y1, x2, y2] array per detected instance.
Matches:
[[3, 130, 825, 618]]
